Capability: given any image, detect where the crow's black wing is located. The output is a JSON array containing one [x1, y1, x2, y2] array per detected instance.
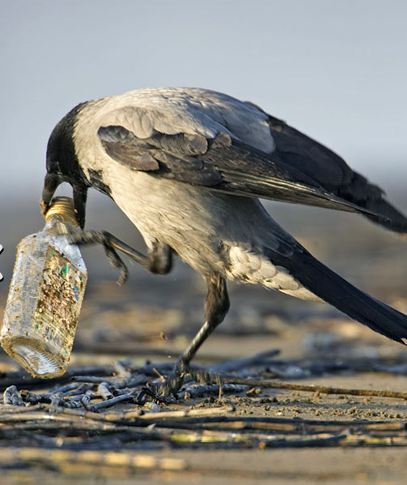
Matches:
[[98, 125, 382, 217], [264, 112, 407, 233]]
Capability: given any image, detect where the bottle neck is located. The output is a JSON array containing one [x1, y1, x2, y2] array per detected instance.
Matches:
[[44, 197, 79, 234], [44, 215, 78, 234]]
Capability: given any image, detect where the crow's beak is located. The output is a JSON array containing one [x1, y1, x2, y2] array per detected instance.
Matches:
[[40, 173, 61, 216], [40, 173, 88, 229], [72, 183, 88, 229]]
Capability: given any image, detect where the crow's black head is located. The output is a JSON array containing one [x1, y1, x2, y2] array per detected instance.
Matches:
[[42, 102, 89, 227]]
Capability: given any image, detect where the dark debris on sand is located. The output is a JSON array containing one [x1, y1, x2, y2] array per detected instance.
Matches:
[[0, 347, 406, 478]]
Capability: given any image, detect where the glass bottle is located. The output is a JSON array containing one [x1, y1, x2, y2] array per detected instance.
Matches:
[[1, 197, 87, 378]]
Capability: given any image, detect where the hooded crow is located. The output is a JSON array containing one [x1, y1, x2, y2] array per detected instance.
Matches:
[[42, 87, 407, 395]]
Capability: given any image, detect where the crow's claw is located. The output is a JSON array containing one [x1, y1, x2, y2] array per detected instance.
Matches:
[[148, 363, 224, 401], [150, 361, 190, 400]]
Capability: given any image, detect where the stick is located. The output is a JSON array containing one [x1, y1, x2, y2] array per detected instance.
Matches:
[[0, 447, 186, 471], [88, 393, 137, 411], [219, 378, 407, 400], [182, 383, 248, 399], [0, 366, 115, 391], [211, 349, 280, 373]]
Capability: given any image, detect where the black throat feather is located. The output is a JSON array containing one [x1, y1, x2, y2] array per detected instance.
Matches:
[[46, 102, 89, 187]]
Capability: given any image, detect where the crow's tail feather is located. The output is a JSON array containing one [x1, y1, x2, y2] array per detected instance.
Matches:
[[267, 247, 407, 344]]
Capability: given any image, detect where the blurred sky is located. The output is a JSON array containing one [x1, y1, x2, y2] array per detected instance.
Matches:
[[1, 0, 406, 199]]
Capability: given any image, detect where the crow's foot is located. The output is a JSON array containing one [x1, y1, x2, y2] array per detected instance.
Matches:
[[155, 361, 190, 400], [145, 364, 223, 402]]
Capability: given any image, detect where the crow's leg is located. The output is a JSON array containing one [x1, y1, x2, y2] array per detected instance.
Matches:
[[158, 273, 230, 398], [68, 231, 172, 285]]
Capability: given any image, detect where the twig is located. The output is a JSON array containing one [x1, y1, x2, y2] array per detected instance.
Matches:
[[97, 382, 114, 400], [137, 405, 236, 420], [0, 366, 115, 391], [182, 383, 248, 399], [88, 393, 138, 412], [211, 349, 280, 373], [219, 378, 407, 400], [0, 447, 186, 471]]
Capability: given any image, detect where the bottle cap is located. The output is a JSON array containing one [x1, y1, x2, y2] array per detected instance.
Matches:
[[45, 196, 79, 226]]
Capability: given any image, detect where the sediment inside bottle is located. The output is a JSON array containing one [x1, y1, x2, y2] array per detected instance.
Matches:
[[33, 244, 86, 362]]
